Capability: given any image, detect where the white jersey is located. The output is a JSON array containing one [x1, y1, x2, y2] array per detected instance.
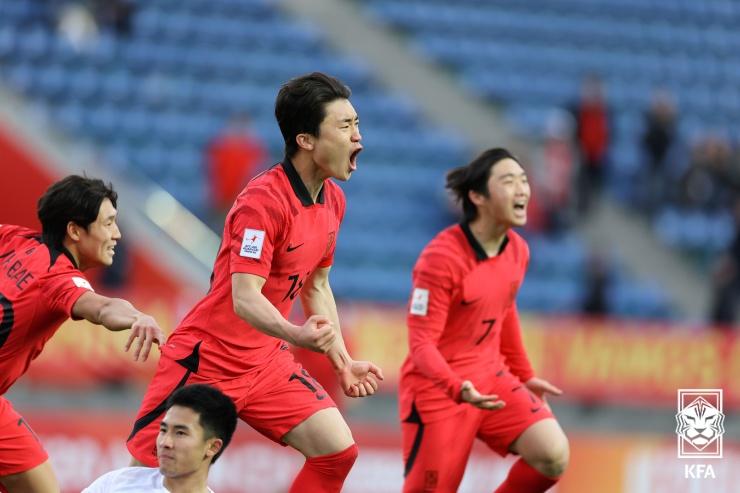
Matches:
[[82, 467, 215, 493]]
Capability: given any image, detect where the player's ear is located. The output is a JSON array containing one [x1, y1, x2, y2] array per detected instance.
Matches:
[[296, 133, 315, 152], [66, 221, 82, 242], [205, 437, 223, 460], [468, 189, 485, 207]]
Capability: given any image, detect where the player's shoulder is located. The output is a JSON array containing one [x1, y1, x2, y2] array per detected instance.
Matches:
[[424, 224, 467, 257], [322, 179, 345, 210], [0, 224, 36, 242], [92, 467, 161, 490], [242, 164, 283, 195], [416, 225, 467, 271], [233, 165, 290, 212], [506, 229, 530, 262]]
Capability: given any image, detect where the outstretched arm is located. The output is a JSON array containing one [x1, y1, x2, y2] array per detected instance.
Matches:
[[72, 292, 165, 362], [300, 266, 384, 398]]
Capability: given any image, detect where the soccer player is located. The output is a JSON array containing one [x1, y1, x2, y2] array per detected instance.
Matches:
[[0, 175, 165, 493], [84, 384, 237, 493], [399, 148, 569, 493], [127, 72, 383, 493]]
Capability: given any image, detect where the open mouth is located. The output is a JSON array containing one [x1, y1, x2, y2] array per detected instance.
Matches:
[[513, 202, 527, 213], [349, 147, 362, 171]]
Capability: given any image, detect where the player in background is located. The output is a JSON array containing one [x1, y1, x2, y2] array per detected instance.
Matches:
[[127, 72, 383, 493], [84, 384, 237, 493], [399, 148, 569, 492], [0, 175, 165, 493]]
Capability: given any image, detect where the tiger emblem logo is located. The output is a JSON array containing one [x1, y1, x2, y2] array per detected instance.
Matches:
[[675, 395, 725, 452]]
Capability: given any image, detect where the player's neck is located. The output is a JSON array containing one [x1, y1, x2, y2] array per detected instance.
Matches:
[[291, 153, 327, 202], [468, 216, 508, 257], [162, 468, 210, 493], [61, 240, 85, 270]]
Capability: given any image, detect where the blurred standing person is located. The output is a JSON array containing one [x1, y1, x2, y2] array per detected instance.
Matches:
[[400, 149, 568, 493], [84, 384, 237, 493], [538, 108, 576, 234], [572, 74, 610, 216], [709, 198, 740, 327], [127, 73, 383, 493], [641, 89, 677, 215], [206, 113, 267, 229], [0, 176, 164, 493]]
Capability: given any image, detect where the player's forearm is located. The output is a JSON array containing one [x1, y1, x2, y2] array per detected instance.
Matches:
[[499, 307, 535, 381], [233, 289, 300, 342], [94, 298, 144, 332], [300, 282, 352, 372], [409, 338, 464, 402]]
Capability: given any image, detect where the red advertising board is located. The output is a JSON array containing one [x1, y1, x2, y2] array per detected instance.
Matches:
[[19, 410, 739, 493]]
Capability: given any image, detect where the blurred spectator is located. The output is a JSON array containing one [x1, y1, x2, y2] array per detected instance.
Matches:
[[206, 113, 267, 229], [536, 108, 576, 234], [641, 89, 678, 215], [709, 198, 740, 327], [582, 250, 611, 317], [56, 2, 99, 51], [571, 74, 610, 216], [93, 0, 136, 37], [679, 133, 733, 211]]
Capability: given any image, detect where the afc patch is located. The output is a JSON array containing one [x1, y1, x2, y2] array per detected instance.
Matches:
[[410, 288, 429, 316], [72, 276, 94, 291], [240, 229, 265, 259]]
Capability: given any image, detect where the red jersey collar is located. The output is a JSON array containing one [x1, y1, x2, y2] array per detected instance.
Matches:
[[281, 158, 325, 206], [36, 232, 78, 270], [459, 222, 509, 261]]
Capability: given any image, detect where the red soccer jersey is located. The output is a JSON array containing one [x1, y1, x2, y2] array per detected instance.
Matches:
[[399, 223, 535, 421], [169, 160, 345, 377], [0, 224, 94, 395]]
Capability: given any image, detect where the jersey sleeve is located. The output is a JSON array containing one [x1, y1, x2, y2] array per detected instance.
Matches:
[[406, 252, 465, 403], [45, 268, 95, 319], [228, 192, 286, 279], [318, 185, 345, 268], [499, 303, 535, 382]]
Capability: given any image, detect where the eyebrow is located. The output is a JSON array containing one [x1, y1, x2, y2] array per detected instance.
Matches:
[[160, 423, 191, 432], [497, 172, 527, 180], [339, 116, 359, 124]]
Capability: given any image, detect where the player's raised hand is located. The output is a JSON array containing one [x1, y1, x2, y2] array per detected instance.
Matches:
[[292, 315, 336, 354], [461, 380, 505, 410], [125, 314, 165, 362], [525, 377, 563, 398], [338, 360, 384, 398]]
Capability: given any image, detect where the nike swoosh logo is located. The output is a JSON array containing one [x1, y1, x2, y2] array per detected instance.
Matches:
[[461, 298, 480, 306], [530, 407, 542, 413], [287, 243, 304, 252]]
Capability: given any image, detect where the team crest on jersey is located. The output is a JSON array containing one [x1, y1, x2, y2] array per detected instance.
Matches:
[[240, 229, 265, 259], [72, 276, 94, 291], [410, 288, 429, 316]]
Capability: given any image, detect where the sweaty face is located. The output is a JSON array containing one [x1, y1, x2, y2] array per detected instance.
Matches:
[[157, 406, 218, 479], [311, 98, 363, 181], [75, 198, 121, 269], [476, 158, 530, 227]]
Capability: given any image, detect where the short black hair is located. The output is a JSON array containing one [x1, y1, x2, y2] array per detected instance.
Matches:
[[166, 384, 237, 464], [446, 148, 519, 223], [275, 72, 351, 158], [37, 175, 118, 249]]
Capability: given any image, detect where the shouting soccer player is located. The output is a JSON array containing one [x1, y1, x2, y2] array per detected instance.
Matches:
[[0, 176, 165, 493], [399, 148, 569, 492], [127, 72, 383, 493]]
